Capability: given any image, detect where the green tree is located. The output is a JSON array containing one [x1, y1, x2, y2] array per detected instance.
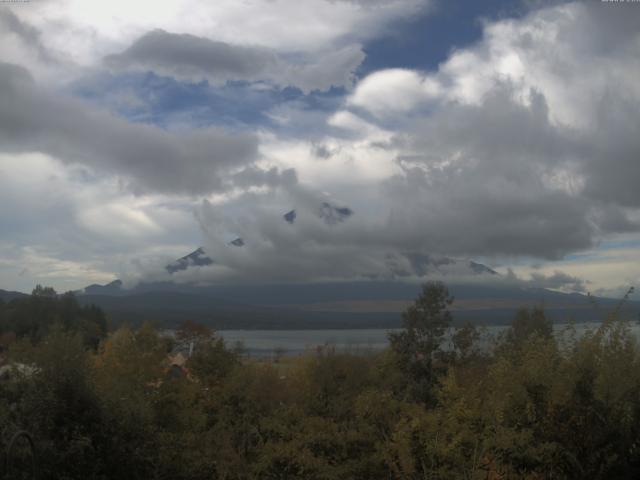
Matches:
[[7, 326, 105, 479], [0, 287, 107, 346], [31, 285, 57, 298], [187, 336, 239, 386], [92, 323, 167, 479], [452, 321, 481, 362], [504, 306, 552, 348], [389, 281, 454, 403]]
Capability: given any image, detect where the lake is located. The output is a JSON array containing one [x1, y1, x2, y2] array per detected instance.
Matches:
[[218, 322, 640, 357]]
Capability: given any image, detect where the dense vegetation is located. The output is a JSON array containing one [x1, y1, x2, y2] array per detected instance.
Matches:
[[0, 283, 639, 479]]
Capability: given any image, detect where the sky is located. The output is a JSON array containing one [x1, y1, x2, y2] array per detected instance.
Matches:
[[0, 0, 639, 297]]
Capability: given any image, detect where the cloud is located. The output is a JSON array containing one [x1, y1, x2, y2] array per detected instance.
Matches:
[[0, 244, 114, 293], [0, 152, 207, 292], [303, 85, 595, 260], [375, 86, 596, 259], [164, 186, 596, 291], [105, 29, 278, 81], [16, 0, 427, 51], [431, 2, 640, 210], [505, 269, 588, 293], [283, 45, 365, 93], [0, 8, 53, 63], [174, 181, 495, 285], [105, 29, 365, 93], [177, 1, 640, 286], [0, 7, 76, 85], [528, 270, 588, 293], [1, 0, 640, 293], [503, 243, 640, 298], [332, 2, 640, 258], [0, 62, 258, 195], [348, 68, 440, 117]]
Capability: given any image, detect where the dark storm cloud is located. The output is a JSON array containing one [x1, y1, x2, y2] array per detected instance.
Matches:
[[182, 82, 605, 286], [0, 62, 258, 195], [540, 3, 640, 209], [105, 29, 365, 93], [372, 86, 595, 259], [342, 69, 640, 261], [183, 185, 595, 288], [581, 95, 640, 208]]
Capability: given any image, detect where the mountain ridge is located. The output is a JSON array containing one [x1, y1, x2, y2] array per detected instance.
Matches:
[[69, 248, 640, 329], [0, 288, 29, 302]]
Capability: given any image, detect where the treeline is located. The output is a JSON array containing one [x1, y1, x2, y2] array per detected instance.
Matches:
[[0, 283, 639, 478], [0, 285, 107, 347]]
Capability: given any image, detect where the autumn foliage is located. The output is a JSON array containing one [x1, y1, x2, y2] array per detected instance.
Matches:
[[0, 283, 639, 479]]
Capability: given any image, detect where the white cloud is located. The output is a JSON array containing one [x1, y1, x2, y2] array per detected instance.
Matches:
[[0, 152, 202, 291], [327, 110, 385, 138], [439, 3, 640, 129], [14, 0, 428, 54], [504, 244, 640, 298], [0, 244, 115, 293], [3, 0, 429, 89], [2, 0, 640, 294], [348, 68, 441, 117], [186, 2, 640, 287], [344, 3, 640, 131], [260, 133, 398, 192], [77, 204, 163, 239]]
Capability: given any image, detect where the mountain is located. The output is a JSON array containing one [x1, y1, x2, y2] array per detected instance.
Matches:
[[166, 247, 214, 274], [76, 248, 640, 329], [83, 279, 124, 295], [283, 210, 296, 224], [318, 202, 353, 225], [405, 254, 498, 277], [76, 279, 640, 329], [0, 288, 28, 302], [160, 247, 497, 279], [229, 238, 245, 247]]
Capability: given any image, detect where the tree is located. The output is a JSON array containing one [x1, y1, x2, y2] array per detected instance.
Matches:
[[9, 326, 104, 478], [388, 281, 453, 402], [452, 321, 481, 362], [31, 285, 57, 298], [188, 337, 239, 386], [92, 324, 167, 479], [505, 306, 552, 347], [0, 287, 107, 345], [175, 320, 213, 356]]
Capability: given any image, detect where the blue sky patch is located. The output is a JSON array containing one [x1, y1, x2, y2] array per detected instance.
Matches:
[[359, 0, 547, 76], [71, 72, 347, 135]]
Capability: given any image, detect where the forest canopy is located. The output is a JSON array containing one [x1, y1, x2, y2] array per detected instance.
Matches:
[[0, 282, 639, 479]]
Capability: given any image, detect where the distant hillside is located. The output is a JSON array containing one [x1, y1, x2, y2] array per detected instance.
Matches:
[[0, 288, 28, 302], [70, 248, 640, 330], [83, 280, 125, 296], [75, 280, 640, 330]]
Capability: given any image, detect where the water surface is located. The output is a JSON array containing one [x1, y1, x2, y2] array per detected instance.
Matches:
[[218, 322, 640, 357]]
